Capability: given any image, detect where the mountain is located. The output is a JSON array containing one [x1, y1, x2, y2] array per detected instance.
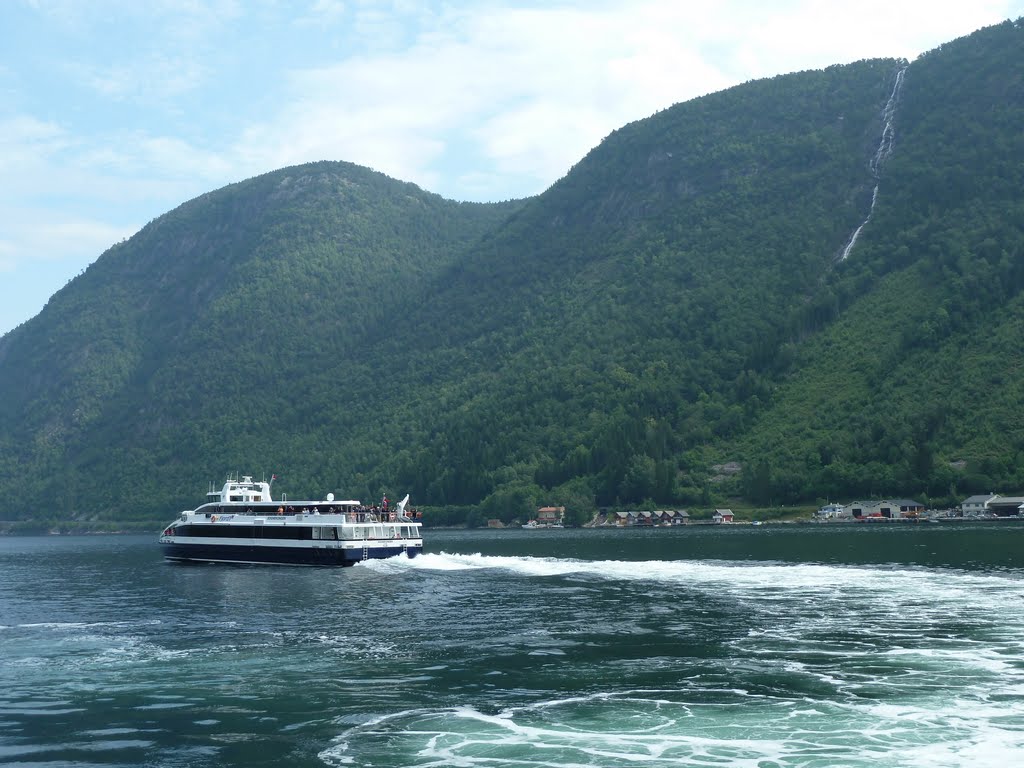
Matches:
[[0, 165, 521, 525], [734, 18, 1024, 505], [0, 19, 1021, 530]]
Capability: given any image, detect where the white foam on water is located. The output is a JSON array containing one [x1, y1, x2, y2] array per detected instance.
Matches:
[[81, 728, 143, 736], [400, 552, 1024, 626], [892, 723, 1024, 768], [881, 645, 1020, 675], [316, 699, 824, 767], [13, 621, 135, 630], [401, 551, 1017, 588], [72, 739, 156, 751], [361, 552, 485, 572], [323, 553, 1024, 767], [321, 687, 1024, 768]]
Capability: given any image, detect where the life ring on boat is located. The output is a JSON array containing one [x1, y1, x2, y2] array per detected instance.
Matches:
[[211, 515, 218, 522]]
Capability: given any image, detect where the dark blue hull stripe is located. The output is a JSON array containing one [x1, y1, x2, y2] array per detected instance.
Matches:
[[160, 542, 420, 566]]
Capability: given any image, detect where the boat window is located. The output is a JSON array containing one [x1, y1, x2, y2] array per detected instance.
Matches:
[[312, 526, 337, 540], [175, 523, 336, 541]]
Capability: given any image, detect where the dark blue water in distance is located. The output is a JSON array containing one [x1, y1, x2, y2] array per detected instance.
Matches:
[[2, 524, 1023, 767]]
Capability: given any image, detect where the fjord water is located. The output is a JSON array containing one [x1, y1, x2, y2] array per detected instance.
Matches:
[[2, 525, 1023, 767]]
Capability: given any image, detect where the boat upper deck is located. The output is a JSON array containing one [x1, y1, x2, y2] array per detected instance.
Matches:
[[188, 475, 420, 525], [182, 504, 420, 526]]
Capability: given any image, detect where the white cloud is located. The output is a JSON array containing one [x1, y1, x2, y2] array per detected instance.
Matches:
[[293, 0, 346, 28], [78, 133, 233, 183], [77, 55, 208, 102], [0, 115, 69, 168], [0, 209, 132, 264], [229, 0, 1024, 202], [2, 0, 1024, 334], [729, 0, 1019, 71], [217, 3, 756, 199]]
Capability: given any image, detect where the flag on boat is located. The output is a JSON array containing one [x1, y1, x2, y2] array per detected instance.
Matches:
[[397, 494, 410, 514]]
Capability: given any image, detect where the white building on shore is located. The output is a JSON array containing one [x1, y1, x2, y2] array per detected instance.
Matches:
[[961, 494, 999, 516]]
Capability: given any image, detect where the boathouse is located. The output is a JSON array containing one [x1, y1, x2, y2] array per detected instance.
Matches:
[[848, 499, 925, 519], [657, 510, 690, 526], [986, 496, 1024, 517], [635, 510, 655, 527], [961, 494, 999, 515]]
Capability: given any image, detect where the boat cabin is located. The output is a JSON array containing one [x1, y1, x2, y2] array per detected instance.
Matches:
[[207, 475, 272, 504]]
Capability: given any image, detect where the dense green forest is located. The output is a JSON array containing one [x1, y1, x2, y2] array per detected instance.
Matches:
[[0, 19, 1022, 530]]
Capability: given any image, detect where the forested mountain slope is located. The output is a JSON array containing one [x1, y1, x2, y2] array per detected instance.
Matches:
[[368, 58, 908, 513], [0, 20, 1021, 528], [0, 164, 521, 522], [735, 18, 1024, 505]]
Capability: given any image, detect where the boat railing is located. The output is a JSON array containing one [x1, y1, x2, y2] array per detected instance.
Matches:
[[194, 505, 422, 520]]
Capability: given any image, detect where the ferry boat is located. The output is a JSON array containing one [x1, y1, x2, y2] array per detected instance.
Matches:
[[159, 475, 422, 566]]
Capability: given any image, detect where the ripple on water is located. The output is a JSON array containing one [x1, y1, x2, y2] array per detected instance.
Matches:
[[3, 536, 1024, 767], [321, 686, 1024, 768]]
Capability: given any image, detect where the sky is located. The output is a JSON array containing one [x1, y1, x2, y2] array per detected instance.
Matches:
[[2, 0, 1023, 337]]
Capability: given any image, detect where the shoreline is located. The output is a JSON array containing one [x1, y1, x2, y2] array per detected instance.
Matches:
[[4, 516, 1023, 536]]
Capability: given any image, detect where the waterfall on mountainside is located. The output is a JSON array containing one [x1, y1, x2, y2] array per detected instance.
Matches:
[[838, 66, 907, 262]]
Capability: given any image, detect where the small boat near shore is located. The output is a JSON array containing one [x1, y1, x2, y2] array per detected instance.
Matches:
[[159, 475, 422, 566]]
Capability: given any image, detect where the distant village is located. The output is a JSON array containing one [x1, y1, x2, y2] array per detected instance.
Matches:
[[506, 494, 1024, 528], [808, 494, 1024, 522]]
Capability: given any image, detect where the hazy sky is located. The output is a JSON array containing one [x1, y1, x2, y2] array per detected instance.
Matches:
[[2, 0, 1022, 336]]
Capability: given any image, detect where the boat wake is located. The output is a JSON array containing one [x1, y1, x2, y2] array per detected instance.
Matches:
[[366, 549, 1021, 595], [341, 551, 1024, 767], [320, 684, 1024, 768]]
